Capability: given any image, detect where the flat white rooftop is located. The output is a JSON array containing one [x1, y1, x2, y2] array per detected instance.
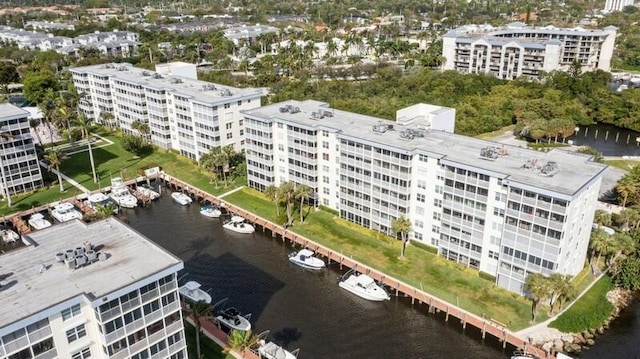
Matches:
[[0, 103, 29, 119], [70, 63, 264, 104], [0, 218, 182, 329], [243, 100, 607, 197]]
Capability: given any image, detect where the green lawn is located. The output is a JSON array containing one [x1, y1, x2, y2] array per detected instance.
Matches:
[[184, 321, 233, 359], [474, 124, 516, 140], [549, 275, 615, 333], [224, 188, 545, 330], [604, 159, 639, 171]]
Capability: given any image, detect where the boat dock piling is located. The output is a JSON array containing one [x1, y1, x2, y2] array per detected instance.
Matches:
[[159, 174, 555, 359]]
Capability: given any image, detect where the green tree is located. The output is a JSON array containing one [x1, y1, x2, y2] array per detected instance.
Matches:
[[22, 70, 60, 105], [74, 114, 98, 183], [391, 216, 412, 258], [188, 301, 212, 359], [295, 184, 312, 223], [264, 184, 280, 216], [0, 62, 19, 94], [612, 254, 640, 290], [524, 273, 550, 322], [277, 181, 297, 227], [594, 209, 612, 227], [45, 149, 66, 192], [548, 274, 574, 315]]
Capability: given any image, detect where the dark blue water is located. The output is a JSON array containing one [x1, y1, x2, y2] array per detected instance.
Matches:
[[569, 124, 640, 157], [124, 191, 516, 359]]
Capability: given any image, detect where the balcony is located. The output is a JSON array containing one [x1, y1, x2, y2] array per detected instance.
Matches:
[[34, 349, 57, 359], [28, 327, 52, 343]]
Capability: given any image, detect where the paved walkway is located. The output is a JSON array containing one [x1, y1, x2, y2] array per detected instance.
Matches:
[[39, 161, 90, 193], [218, 186, 244, 198]]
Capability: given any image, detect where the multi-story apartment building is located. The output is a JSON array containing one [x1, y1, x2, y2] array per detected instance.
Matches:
[[604, 0, 634, 13], [0, 104, 43, 196], [70, 63, 264, 160], [0, 218, 186, 359], [242, 99, 606, 294], [442, 22, 617, 80]]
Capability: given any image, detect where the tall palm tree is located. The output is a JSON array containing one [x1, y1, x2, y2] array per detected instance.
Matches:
[[29, 119, 43, 145], [278, 181, 297, 227], [616, 177, 636, 208], [189, 300, 212, 359], [295, 184, 312, 223], [74, 114, 98, 183], [548, 274, 574, 315], [589, 228, 609, 265], [223, 330, 260, 356], [524, 272, 550, 322], [45, 149, 66, 192], [593, 209, 612, 227], [391, 216, 412, 258], [101, 111, 115, 130], [264, 184, 280, 216]]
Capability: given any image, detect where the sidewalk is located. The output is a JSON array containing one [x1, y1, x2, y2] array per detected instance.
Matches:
[[39, 161, 90, 194]]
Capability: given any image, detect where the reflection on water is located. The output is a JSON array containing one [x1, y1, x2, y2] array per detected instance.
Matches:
[[126, 192, 517, 359], [569, 124, 640, 157]]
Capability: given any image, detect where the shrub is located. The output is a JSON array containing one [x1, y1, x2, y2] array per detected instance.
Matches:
[[121, 135, 151, 155], [549, 276, 615, 333]]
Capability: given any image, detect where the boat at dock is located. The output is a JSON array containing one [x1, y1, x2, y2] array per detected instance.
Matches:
[[172, 192, 193, 206], [85, 192, 117, 212], [109, 178, 138, 208], [178, 281, 212, 304], [51, 202, 83, 223], [288, 249, 326, 270], [257, 340, 300, 359], [138, 186, 161, 200], [28, 213, 52, 230], [212, 298, 252, 331], [1, 229, 19, 244], [223, 215, 255, 234], [200, 204, 222, 218], [339, 270, 390, 301], [511, 350, 540, 359]]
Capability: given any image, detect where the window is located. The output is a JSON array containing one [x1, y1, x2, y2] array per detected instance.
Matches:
[[62, 304, 81, 321], [433, 212, 441, 221], [131, 350, 149, 359], [150, 340, 167, 355], [433, 199, 442, 208], [226, 133, 233, 139], [488, 251, 499, 260], [432, 225, 440, 234], [435, 185, 443, 194], [416, 194, 426, 203], [108, 338, 127, 355], [72, 348, 91, 359], [124, 308, 142, 324], [225, 123, 232, 130], [66, 324, 87, 343], [415, 220, 424, 228]]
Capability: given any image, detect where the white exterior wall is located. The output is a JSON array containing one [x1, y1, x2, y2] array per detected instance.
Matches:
[[604, 0, 634, 12], [598, 27, 618, 71], [542, 43, 561, 73], [396, 104, 456, 133], [442, 36, 457, 71]]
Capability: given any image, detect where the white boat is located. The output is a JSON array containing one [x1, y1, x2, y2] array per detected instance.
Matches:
[[51, 202, 83, 223], [216, 307, 252, 331], [223, 216, 255, 234], [109, 178, 138, 208], [257, 340, 300, 359], [1, 229, 19, 244], [86, 193, 113, 209], [511, 350, 539, 359], [178, 281, 212, 304], [200, 204, 222, 218], [339, 271, 390, 301], [138, 186, 161, 200], [172, 192, 193, 206], [28, 213, 52, 230], [288, 249, 326, 270]]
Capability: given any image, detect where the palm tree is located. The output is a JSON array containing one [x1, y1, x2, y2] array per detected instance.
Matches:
[[45, 149, 66, 192], [589, 228, 609, 265], [29, 119, 43, 145], [391, 216, 412, 258], [616, 177, 636, 208], [223, 330, 260, 356], [188, 300, 212, 359], [131, 120, 150, 141], [524, 272, 550, 322], [594, 209, 612, 227], [74, 114, 98, 183], [295, 184, 312, 223], [95, 202, 117, 218], [548, 274, 574, 315], [101, 112, 115, 130], [264, 184, 280, 216], [278, 181, 297, 227]]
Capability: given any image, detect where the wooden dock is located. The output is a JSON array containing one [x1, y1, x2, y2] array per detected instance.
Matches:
[[160, 173, 555, 359]]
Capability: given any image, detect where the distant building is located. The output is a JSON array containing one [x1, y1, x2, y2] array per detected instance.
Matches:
[[0, 218, 186, 359], [442, 22, 618, 80], [25, 20, 75, 31], [155, 62, 197, 80], [0, 104, 43, 196], [604, 0, 635, 12], [243, 99, 605, 294], [223, 25, 279, 46], [70, 62, 264, 160]]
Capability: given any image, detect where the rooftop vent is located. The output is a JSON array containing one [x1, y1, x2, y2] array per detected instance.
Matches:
[[399, 128, 424, 140], [151, 73, 162, 79], [202, 84, 216, 91], [279, 104, 300, 114], [104, 63, 115, 69], [522, 158, 541, 171], [55, 241, 102, 270], [219, 88, 233, 96], [540, 161, 559, 176], [170, 77, 183, 84], [310, 111, 324, 120], [322, 110, 333, 118], [372, 121, 388, 134], [117, 65, 128, 71], [141, 71, 150, 76]]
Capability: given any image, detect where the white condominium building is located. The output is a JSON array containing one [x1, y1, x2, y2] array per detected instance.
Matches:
[[243, 100, 606, 294], [70, 63, 264, 161], [0, 218, 186, 359], [442, 22, 617, 80], [0, 104, 43, 196], [604, 0, 634, 12]]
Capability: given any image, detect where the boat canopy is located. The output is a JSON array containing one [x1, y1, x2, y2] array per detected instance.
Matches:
[[356, 274, 375, 286], [184, 281, 201, 290], [297, 249, 315, 257]]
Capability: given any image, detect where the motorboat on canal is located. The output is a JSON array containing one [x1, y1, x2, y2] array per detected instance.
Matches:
[[222, 216, 255, 234], [339, 270, 390, 301], [178, 281, 212, 304], [51, 202, 83, 223], [200, 204, 222, 218], [85, 193, 117, 213], [28, 212, 52, 230], [1, 229, 19, 244], [511, 350, 540, 359], [138, 186, 161, 201], [172, 192, 193, 206], [288, 249, 326, 270], [257, 339, 300, 359], [109, 178, 138, 208], [216, 307, 252, 331]]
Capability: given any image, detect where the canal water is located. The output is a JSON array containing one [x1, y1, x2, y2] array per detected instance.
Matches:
[[124, 191, 515, 359], [569, 124, 640, 157]]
